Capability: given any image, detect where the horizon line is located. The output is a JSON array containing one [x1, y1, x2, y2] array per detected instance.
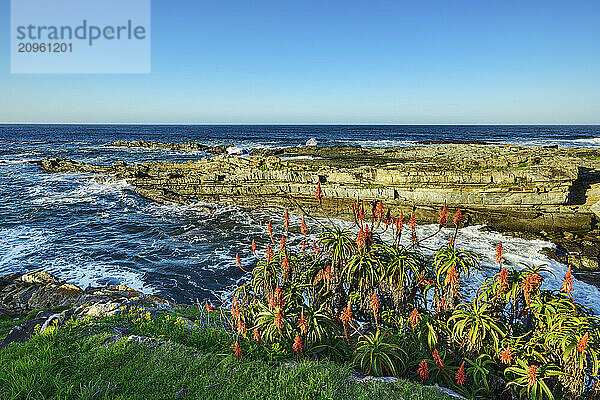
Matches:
[[1, 122, 600, 126]]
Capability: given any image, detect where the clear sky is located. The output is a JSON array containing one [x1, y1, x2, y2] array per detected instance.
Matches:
[[1, 0, 599, 124]]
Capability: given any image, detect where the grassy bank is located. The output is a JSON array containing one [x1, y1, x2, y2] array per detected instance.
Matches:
[[0, 307, 453, 400]]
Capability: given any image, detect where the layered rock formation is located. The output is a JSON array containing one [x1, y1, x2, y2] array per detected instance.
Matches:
[[32, 141, 600, 277], [36, 143, 600, 234]]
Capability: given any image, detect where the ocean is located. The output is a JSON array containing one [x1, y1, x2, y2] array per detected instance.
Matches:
[[1, 124, 600, 310]]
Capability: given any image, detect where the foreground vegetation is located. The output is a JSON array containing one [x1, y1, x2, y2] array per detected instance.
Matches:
[[2, 185, 599, 399], [0, 308, 452, 399], [226, 186, 600, 400]]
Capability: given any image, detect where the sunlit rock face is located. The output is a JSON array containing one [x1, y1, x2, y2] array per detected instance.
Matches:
[[37, 142, 600, 233]]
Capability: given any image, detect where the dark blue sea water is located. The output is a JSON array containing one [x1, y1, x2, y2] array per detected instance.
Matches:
[[1, 125, 600, 307]]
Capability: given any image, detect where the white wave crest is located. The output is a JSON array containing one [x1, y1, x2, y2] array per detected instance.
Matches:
[[305, 138, 318, 147]]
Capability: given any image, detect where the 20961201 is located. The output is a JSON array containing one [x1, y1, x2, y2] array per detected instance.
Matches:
[[18, 43, 72, 53]]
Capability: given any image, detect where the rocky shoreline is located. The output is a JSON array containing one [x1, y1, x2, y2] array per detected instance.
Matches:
[[34, 141, 600, 280], [0, 270, 171, 348], [110, 140, 233, 155]]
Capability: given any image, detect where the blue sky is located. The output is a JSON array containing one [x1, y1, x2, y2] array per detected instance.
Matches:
[[1, 0, 599, 124]]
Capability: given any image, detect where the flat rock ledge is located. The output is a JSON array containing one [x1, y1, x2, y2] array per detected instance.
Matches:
[[110, 140, 233, 155], [33, 142, 600, 273], [36, 143, 600, 233], [0, 270, 171, 349]]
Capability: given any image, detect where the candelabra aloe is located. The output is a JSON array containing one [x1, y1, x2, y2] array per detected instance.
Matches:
[[224, 182, 600, 400]]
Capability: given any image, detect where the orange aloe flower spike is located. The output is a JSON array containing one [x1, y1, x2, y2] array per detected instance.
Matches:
[[455, 361, 466, 385], [438, 203, 447, 228]]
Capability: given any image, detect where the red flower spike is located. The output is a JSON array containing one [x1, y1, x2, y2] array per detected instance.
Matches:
[[324, 265, 331, 281], [284, 210, 289, 234], [409, 214, 417, 229], [302, 240, 307, 252], [375, 201, 384, 219], [432, 349, 444, 371], [499, 345, 512, 364], [267, 221, 273, 236], [522, 273, 543, 300], [312, 241, 320, 254], [358, 207, 364, 222], [280, 236, 286, 250], [236, 253, 242, 268], [417, 360, 429, 381], [578, 332, 589, 353], [269, 294, 276, 310], [281, 255, 290, 272], [293, 333, 303, 355], [527, 365, 538, 386], [444, 265, 459, 291], [495, 243, 504, 266], [251, 239, 257, 253], [455, 361, 466, 385], [340, 306, 353, 324], [237, 318, 246, 335], [314, 270, 323, 285], [233, 341, 241, 357], [274, 309, 284, 330], [301, 216, 307, 236], [409, 308, 421, 331], [274, 285, 283, 308], [397, 210, 404, 231], [298, 311, 308, 333], [438, 204, 447, 228], [356, 227, 366, 249], [206, 303, 216, 312], [266, 245, 273, 263], [316, 181, 324, 202], [436, 298, 446, 314], [497, 268, 509, 294], [230, 297, 240, 320], [370, 292, 380, 315], [562, 266, 574, 296], [453, 209, 462, 226], [253, 328, 261, 342], [449, 235, 455, 247]]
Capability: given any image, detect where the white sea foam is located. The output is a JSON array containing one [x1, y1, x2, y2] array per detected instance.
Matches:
[[30, 178, 133, 206], [0, 158, 39, 165], [0, 227, 48, 268], [494, 137, 600, 149], [350, 139, 418, 147], [574, 137, 600, 145], [0, 226, 152, 293], [306, 138, 318, 147], [226, 146, 244, 155], [46, 262, 152, 293], [280, 155, 321, 161]]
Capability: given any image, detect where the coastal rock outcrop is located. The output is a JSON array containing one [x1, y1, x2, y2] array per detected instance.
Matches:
[[110, 140, 233, 155], [35, 143, 600, 234], [0, 270, 171, 348], [0, 270, 168, 316]]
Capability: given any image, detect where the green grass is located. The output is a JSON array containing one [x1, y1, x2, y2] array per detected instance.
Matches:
[[0, 307, 454, 400]]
